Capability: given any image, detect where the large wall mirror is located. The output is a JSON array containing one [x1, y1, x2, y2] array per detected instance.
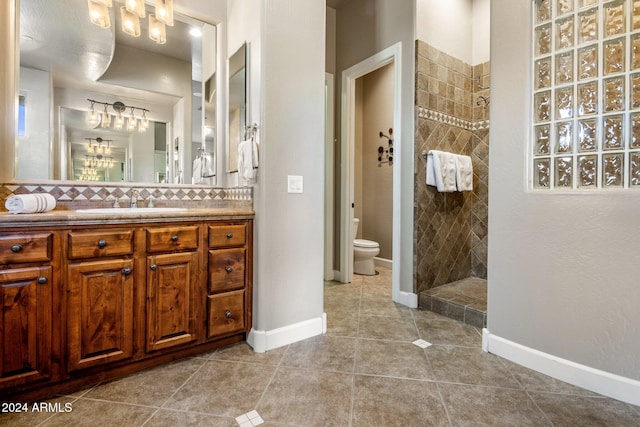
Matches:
[[15, 0, 217, 185], [227, 43, 247, 173]]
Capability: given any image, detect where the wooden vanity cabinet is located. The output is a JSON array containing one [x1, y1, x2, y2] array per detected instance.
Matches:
[[0, 215, 253, 401], [0, 232, 55, 389]]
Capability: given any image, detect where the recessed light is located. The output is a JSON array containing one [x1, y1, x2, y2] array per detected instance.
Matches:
[[189, 28, 202, 38]]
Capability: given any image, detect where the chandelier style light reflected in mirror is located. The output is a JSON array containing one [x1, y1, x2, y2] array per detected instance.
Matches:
[[87, 0, 174, 44], [86, 137, 112, 155], [87, 98, 150, 133]]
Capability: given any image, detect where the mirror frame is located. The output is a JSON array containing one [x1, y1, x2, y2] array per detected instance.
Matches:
[[227, 43, 248, 173], [0, 0, 222, 189]]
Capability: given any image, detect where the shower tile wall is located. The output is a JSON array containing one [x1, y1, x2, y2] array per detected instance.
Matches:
[[414, 40, 490, 295]]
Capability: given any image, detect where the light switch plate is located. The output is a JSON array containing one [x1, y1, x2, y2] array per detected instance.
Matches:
[[287, 175, 303, 193]]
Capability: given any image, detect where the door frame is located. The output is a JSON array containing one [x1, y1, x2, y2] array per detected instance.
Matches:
[[338, 43, 403, 299]]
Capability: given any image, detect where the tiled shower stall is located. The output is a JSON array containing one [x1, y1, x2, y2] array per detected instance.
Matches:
[[413, 40, 490, 325]]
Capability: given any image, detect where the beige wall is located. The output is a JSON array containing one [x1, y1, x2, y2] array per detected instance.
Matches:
[[357, 63, 394, 260], [490, 0, 640, 382]]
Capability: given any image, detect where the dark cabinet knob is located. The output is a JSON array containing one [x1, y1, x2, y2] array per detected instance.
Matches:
[[171, 235, 179, 242], [225, 266, 233, 273], [150, 264, 157, 271], [123, 267, 132, 276], [226, 233, 233, 239], [98, 240, 107, 249], [11, 244, 22, 253], [225, 310, 232, 319], [37, 276, 47, 285]]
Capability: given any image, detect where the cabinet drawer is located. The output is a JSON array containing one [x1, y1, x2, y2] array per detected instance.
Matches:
[[146, 226, 198, 253], [0, 233, 53, 264], [207, 290, 245, 338], [208, 224, 246, 248], [209, 248, 246, 293], [68, 230, 133, 259]]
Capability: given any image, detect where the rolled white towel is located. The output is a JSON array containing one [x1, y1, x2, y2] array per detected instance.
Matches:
[[5, 193, 56, 214]]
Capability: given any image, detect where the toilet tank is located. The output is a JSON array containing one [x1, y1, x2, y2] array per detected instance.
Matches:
[[353, 218, 359, 240]]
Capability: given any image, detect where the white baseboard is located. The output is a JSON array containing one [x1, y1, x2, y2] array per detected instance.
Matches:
[[373, 257, 392, 269], [393, 290, 418, 308], [247, 313, 327, 353], [482, 329, 640, 406]]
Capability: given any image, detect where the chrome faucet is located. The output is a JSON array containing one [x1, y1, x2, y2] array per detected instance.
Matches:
[[130, 190, 139, 208]]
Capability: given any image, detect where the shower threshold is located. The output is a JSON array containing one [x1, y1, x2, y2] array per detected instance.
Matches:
[[418, 277, 487, 328]]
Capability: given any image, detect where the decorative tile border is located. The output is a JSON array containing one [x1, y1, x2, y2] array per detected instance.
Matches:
[[417, 106, 490, 131], [0, 183, 252, 211]]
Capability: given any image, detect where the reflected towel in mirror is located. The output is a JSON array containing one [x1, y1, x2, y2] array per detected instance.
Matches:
[[237, 139, 259, 186]]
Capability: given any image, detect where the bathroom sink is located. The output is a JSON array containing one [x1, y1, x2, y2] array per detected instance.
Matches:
[[76, 207, 188, 214]]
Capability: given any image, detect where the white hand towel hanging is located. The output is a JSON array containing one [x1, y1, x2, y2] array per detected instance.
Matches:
[[192, 156, 203, 184], [237, 138, 259, 186], [426, 150, 457, 192], [455, 154, 473, 191]]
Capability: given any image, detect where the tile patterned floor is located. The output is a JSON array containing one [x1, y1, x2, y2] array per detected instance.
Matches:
[[2, 267, 639, 426]]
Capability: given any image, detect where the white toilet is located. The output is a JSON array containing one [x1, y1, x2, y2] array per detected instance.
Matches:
[[353, 218, 380, 276]]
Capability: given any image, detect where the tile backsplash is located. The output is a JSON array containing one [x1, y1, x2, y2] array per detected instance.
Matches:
[[0, 182, 253, 212]]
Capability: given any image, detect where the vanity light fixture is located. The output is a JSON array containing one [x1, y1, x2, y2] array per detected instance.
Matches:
[[87, 101, 100, 126], [88, 0, 173, 43], [87, 99, 150, 133], [100, 103, 112, 128], [87, 0, 111, 28], [126, 107, 138, 131], [121, 6, 141, 37], [139, 110, 150, 132], [86, 137, 113, 155], [148, 14, 167, 45], [125, 0, 146, 18], [155, 0, 174, 26]]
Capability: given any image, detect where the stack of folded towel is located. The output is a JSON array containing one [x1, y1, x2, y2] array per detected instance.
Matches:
[[4, 193, 57, 214], [426, 150, 473, 192]]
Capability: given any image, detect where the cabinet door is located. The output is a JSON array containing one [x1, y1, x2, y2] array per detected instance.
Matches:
[[146, 252, 198, 352], [67, 259, 134, 372], [0, 267, 52, 388]]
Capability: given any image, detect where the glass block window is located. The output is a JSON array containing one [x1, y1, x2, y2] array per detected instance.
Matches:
[[532, 0, 640, 189]]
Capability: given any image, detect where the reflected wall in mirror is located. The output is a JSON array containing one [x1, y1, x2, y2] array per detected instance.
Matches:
[[16, 0, 217, 185], [228, 43, 247, 173]]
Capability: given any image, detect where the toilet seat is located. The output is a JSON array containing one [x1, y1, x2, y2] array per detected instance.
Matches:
[[354, 239, 379, 248]]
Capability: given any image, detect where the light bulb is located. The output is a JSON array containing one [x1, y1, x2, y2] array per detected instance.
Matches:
[[121, 6, 141, 37], [87, 0, 111, 28], [155, 0, 174, 26]]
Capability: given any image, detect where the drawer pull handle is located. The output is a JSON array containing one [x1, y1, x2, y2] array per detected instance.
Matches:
[[225, 310, 232, 319], [171, 235, 179, 242], [226, 233, 233, 239], [225, 266, 233, 273], [11, 244, 23, 253], [98, 240, 107, 249], [150, 264, 157, 271], [123, 267, 132, 276], [37, 276, 47, 285]]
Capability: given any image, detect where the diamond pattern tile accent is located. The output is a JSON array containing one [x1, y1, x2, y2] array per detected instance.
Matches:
[[0, 183, 253, 212]]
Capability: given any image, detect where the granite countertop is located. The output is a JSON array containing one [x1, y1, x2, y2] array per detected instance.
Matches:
[[0, 207, 255, 228]]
